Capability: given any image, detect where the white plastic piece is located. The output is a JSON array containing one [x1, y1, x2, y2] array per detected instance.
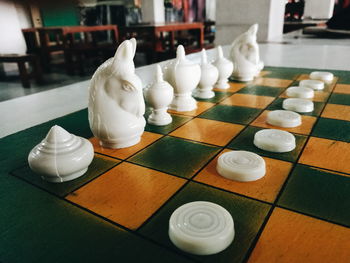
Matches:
[[266, 110, 302, 128], [310, 71, 334, 83], [169, 201, 234, 255], [28, 125, 94, 183], [88, 38, 146, 149], [163, 45, 201, 111], [216, 151, 266, 182], [212, 45, 234, 89], [144, 65, 174, 126], [286, 86, 314, 99], [299, 79, 324, 90], [193, 49, 219, 99], [254, 129, 296, 153], [282, 98, 314, 113]]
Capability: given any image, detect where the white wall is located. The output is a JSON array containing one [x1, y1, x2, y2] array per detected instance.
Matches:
[[141, 0, 165, 23], [304, 0, 335, 19]]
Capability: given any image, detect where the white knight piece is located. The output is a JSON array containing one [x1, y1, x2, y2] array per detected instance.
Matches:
[[88, 38, 146, 149], [230, 24, 264, 82]]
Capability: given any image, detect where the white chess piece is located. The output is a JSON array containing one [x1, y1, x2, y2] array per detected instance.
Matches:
[[213, 45, 234, 89], [164, 45, 201, 111], [230, 24, 264, 81], [88, 38, 146, 149], [193, 49, 218, 99], [144, 65, 174, 126], [28, 125, 94, 183]]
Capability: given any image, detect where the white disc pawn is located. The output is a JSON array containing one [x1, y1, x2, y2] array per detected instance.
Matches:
[[267, 110, 302, 128], [254, 129, 296, 153], [283, 98, 314, 113], [310, 71, 334, 84], [216, 151, 266, 182], [299, 79, 324, 90], [169, 201, 234, 255], [286, 86, 314, 99]]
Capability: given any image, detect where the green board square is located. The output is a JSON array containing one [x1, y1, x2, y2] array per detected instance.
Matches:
[[312, 118, 350, 142], [138, 182, 270, 263], [238, 85, 284, 97], [11, 155, 120, 197], [195, 91, 233, 103], [228, 126, 307, 162], [145, 113, 192, 135], [198, 104, 262, 125], [267, 98, 325, 116], [328, 93, 350, 106], [278, 165, 350, 227], [129, 136, 220, 178], [263, 66, 302, 79]]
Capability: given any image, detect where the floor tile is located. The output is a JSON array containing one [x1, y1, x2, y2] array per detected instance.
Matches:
[[129, 136, 221, 178], [90, 131, 162, 160], [333, 84, 350, 94], [248, 208, 350, 263], [11, 154, 120, 197], [328, 93, 350, 106], [194, 149, 293, 203], [321, 104, 350, 121], [168, 101, 215, 117], [220, 94, 275, 109], [312, 117, 350, 142], [279, 90, 330, 102], [66, 162, 186, 230], [238, 85, 284, 97], [267, 98, 325, 116], [252, 77, 293, 88], [214, 82, 247, 92], [228, 126, 308, 162], [170, 118, 244, 146], [145, 114, 192, 134], [299, 137, 350, 174], [199, 104, 262, 125], [138, 181, 271, 263], [195, 91, 233, 103], [278, 165, 350, 227], [250, 110, 317, 135]]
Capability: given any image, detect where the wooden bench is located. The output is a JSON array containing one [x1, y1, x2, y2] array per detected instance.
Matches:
[[0, 54, 42, 88]]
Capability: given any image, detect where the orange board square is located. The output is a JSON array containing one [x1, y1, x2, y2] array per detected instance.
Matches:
[[168, 101, 215, 117], [220, 94, 275, 109], [251, 110, 317, 135], [334, 84, 350, 94], [194, 149, 293, 202], [253, 78, 292, 88], [66, 162, 186, 230], [89, 131, 162, 160], [279, 90, 330, 102], [321, 104, 350, 121], [170, 118, 244, 146], [248, 208, 350, 263], [214, 82, 246, 93], [299, 137, 350, 174]]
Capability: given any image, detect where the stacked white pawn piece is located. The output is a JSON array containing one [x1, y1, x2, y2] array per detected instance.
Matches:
[[164, 45, 201, 111], [193, 49, 219, 99], [28, 125, 94, 183], [300, 79, 324, 90], [267, 110, 302, 128], [144, 65, 174, 126], [286, 86, 314, 99], [254, 129, 296, 153], [169, 201, 234, 255], [283, 98, 314, 113], [212, 45, 234, 89], [310, 71, 334, 84], [216, 151, 266, 182]]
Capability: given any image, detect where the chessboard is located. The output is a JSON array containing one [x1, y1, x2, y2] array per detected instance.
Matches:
[[2, 66, 350, 262]]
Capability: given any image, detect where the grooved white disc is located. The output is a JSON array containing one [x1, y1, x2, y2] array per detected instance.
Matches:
[[216, 151, 265, 182], [310, 71, 334, 83], [267, 110, 302, 128], [254, 129, 296, 153], [282, 98, 314, 113], [169, 201, 234, 255], [286, 86, 314, 99], [299, 79, 324, 90]]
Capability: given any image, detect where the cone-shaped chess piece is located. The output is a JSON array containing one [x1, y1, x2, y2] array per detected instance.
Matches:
[[213, 46, 234, 89]]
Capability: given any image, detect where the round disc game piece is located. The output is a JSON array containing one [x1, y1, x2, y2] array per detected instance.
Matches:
[[310, 71, 334, 83], [267, 110, 302, 128], [169, 201, 234, 255], [216, 151, 266, 182], [299, 79, 324, 90], [282, 98, 314, 113], [286, 86, 314, 99], [254, 129, 296, 153]]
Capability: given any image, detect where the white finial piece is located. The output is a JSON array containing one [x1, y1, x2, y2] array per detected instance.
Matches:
[[177, 45, 186, 60], [45, 125, 71, 143], [201, 49, 208, 64], [156, 64, 163, 83], [217, 46, 224, 58], [213, 46, 234, 90]]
